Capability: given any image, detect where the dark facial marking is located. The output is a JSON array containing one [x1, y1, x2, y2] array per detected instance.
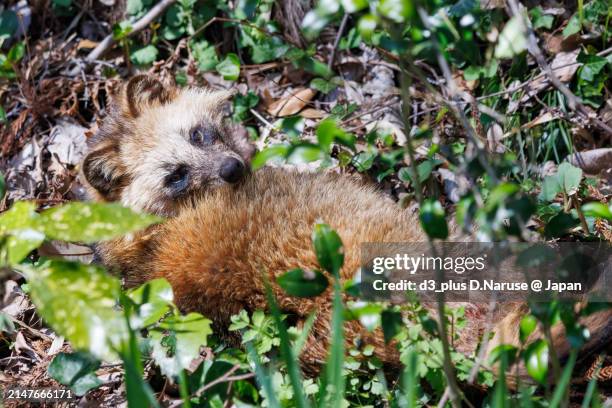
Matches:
[[164, 164, 190, 195], [190, 126, 216, 147]]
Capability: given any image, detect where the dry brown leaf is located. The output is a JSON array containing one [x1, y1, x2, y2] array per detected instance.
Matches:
[[522, 111, 557, 129], [300, 108, 326, 119], [521, 49, 580, 102], [267, 88, 316, 117], [77, 39, 99, 50]]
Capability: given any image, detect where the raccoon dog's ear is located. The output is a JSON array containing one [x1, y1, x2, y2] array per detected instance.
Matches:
[[116, 75, 175, 118], [81, 143, 127, 201]]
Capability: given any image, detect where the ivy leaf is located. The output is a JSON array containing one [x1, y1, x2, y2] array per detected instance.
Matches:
[[529, 7, 554, 30], [40, 202, 161, 243], [277, 268, 329, 297], [419, 199, 448, 239], [312, 223, 344, 277], [150, 313, 212, 377], [577, 54, 607, 82], [216, 53, 241, 81], [19, 260, 128, 360], [495, 15, 527, 59], [556, 162, 582, 195], [190, 40, 218, 72], [310, 78, 338, 94], [130, 45, 159, 66], [562, 14, 581, 37], [232, 91, 259, 122], [524, 339, 549, 384], [48, 352, 102, 396]]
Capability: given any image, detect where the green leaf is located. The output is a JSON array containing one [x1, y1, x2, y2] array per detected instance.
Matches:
[[530, 7, 554, 30], [0, 10, 18, 41], [320, 279, 345, 406], [52, 0, 72, 6], [232, 91, 259, 122], [352, 149, 377, 172], [216, 53, 241, 81], [191, 40, 219, 72], [127, 278, 174, 328], [539, 174, 562, 201], [578, 54, 607, 82], [130, 45, 159, 66], [357, 14, 378, 41], [277, 116, 305, 139], [40, 202, 161, 243], [112, 21, 132, 41], [315, 119, 355, 151], [562, 14, 581, 37], [495, 15, 527, 59], [581, 202, 612, 220], [419, 199, 448, 239], [0, 106, 6, 124], [550, 351, 577, 408], [235, 0, 259, 20], [7, 42, 25, 63], [20, 261, 128, 360], [341, 0, 368, 13], [126, 0, 144, 15], [296, 56, 333, 79], [524, 339, 549, 384], [378, 0, 413, 23], [48, 352, 102, 396], [545, 212, 579, 238], [251, 144, 290, 170], [381, 309, 403, 343], [312, 223, 344, 277], [399, 160, 441, 186], [264, 281, 310, 408], [150, 313, 212, 377], [288, 145, 325, 164], [310, 78, 337, 94], [277, 268, 329, 297], [519, 315, 537, 344], [0, 202, 44, 265], [557, 162, 582, 195]]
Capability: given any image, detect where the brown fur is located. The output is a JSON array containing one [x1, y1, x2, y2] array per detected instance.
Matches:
[[83, 77, 611, 382]]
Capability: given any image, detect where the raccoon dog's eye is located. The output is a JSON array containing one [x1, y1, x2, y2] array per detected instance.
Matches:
[[165, 165, 189, 191], [190, 127, 215, 146]]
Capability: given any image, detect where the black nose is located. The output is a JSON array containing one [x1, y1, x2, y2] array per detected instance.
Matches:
[[219, 157, 245, 183]]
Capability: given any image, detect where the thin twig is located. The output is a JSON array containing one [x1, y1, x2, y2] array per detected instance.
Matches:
[[328, 13, 349, 70]]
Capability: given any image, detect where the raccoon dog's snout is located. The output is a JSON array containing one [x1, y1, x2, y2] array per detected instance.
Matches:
[[219, 157, 245, 183]]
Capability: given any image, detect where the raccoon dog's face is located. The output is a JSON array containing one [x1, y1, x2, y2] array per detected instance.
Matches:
[[81, 76, 255, 216]]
